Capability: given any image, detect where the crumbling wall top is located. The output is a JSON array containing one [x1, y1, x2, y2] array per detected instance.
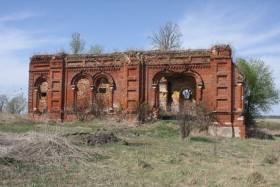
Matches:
[[30, 46, 232, 64]]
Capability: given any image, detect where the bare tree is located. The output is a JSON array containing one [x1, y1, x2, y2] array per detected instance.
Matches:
[[0, 94, 8, 112], [7, 95, 26, 114], [88, 44, 104, 55], [149, 21, 183, 51], [70, 32, 85, 54]]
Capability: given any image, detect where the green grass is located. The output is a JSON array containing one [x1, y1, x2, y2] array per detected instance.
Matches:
[[0, 122, 39, 133], [1, 119, 280, 186]]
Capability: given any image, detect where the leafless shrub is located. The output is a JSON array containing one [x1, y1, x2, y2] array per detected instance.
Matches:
[[93, 95, 110, 120], [74, 97, 93, 121], [132, 102, 154, 124], [138, 102, 152, 124], [89, 44, 105, 55], [177, 101, 214, 140], [115, 103, 125, 122]]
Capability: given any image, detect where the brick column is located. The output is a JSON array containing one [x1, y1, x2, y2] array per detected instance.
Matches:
[[237, 81, 243, 111], [152, 83, 157, 107], [71, 85, 76, 111], [33, 86, 38, 112], [238, 83, 242, 110], [109, 85, 114, 113], [90, 85, 95, 111], [198, 84, 203, 101]]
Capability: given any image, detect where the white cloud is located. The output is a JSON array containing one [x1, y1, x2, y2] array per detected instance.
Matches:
[[0, 12, 67, 98], [0, 12, 34, 23], [178, 3, 280, 115], [178, 3, 280, 50]]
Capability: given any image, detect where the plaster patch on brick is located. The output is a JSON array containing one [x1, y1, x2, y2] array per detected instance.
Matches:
[[208, 126, 241, 138]]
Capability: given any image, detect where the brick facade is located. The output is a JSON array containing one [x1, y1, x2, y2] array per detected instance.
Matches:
[[28, 45, 246, 137]]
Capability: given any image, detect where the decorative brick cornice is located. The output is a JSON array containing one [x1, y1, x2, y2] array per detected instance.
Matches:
[[148, 63, 210, 70], [67, 67, 122, 73], [33, 72, 50, 76]]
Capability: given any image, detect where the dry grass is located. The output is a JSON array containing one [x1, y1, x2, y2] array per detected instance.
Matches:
[[0, 132, 94, 166], [256, 118, 280, 131], [0, 113, 33, 124], [0, 116, 280, 186]]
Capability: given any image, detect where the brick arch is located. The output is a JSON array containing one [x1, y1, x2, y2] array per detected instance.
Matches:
[[34, 75, 49, 113], [182, 70, 204, 87], [92, 72, 115, 113], [152, 69, 204, 111], [152, 70, 174, 85], [70, 72, 93, 116], [71, 72, 93, 86], [92, 72, 115, 88], [34, 75, 48, 87], [152, 69, 203, 87]]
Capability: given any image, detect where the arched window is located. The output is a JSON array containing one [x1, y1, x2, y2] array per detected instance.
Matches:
[[38, 81, 48, 113], [76, 78, 91, 110], [95, 77, 110, 111]]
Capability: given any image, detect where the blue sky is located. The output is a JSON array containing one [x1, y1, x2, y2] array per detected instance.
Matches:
[[1, 0, 280, 115]]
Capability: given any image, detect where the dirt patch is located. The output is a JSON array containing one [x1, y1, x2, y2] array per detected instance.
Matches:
[[86, 132, 120, 146], [65, 132, 148, 147], [64, 132, 121, 146]]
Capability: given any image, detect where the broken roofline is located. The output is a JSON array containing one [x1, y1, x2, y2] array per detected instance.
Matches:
[[30, 44, 231, 61]]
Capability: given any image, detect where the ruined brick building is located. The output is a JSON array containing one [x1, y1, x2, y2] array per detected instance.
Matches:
[[28, 45, 246, 137]]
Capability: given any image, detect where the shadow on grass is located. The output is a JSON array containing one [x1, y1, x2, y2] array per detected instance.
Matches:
[[190, 136, 214, 143], [0, 157, 22, 166], [247, 128, 274, 140], [124, 141, 151, 146]]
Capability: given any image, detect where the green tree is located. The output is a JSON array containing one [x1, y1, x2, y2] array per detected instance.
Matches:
[[70, 32, 85, 54], [149, 21, 183, 51], [7, 95, 26, 114], [236, 58, 279, 126]]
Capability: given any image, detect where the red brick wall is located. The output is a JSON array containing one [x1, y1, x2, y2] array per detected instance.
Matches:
[[28, 45, 246, 137]]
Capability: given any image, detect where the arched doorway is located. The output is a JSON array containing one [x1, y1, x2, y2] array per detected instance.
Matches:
[[76, 78, 91, 113], [34, 76, 49, 114], [38, 81, 49, 113], [155, 72, 199, 116], [92, 72, 115, 114], [94, 77, 111, 113]]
